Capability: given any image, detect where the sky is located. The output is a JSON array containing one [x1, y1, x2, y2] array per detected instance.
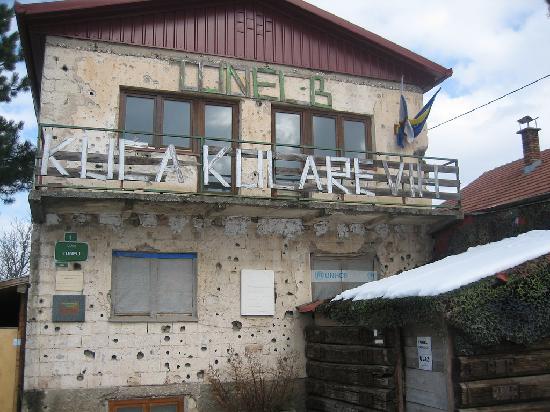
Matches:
[[1, 0, 549, 227]]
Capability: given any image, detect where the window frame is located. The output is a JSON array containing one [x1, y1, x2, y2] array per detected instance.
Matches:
[[119, 88, 240, 154], [271, 105, 373, 157], [109, 397, 184, 412], [110, 251, 198, 323]]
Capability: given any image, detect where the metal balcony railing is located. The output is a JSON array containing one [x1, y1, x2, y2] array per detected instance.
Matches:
[[35, 124, 461, 209]]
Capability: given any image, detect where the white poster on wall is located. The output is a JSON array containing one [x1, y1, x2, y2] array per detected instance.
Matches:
[[241, 269, 275, 316], [417, 336, 433, 371]]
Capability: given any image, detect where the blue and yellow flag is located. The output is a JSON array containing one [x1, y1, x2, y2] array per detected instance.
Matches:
[[397, 88, 441, 148]]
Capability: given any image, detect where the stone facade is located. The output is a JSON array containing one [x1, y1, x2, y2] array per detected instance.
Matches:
[[23, 32, 447, 412]]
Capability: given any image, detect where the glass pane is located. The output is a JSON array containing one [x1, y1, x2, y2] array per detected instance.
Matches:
[[163, 100, 191, 148], [116, 407, 144, 412], [275, 112, 301, 183], [156, 259, 194, 314], [124, 96, 154, 145], [313, 116, 337, 157], [205, 105, 233, 190], [344, 120, 366, 159], [151, 405, 178, 412], [112, 256, 151, 315]]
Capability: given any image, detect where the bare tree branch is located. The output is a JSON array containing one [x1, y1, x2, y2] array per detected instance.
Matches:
[[0, 218, 31, 279]]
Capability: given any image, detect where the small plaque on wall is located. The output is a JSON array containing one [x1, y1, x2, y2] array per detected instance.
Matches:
[[241, 269, 275, 316], [55, 270, 84, 292], [52, 295, 86, 322]]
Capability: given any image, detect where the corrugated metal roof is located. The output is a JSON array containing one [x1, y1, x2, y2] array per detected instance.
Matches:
[[16, 0, 452, 113]]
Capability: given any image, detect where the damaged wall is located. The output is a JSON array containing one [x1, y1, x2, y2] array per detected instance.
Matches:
[[23, 200, 433, 411]]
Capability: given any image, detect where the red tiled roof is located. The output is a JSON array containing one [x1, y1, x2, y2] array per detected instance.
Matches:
[[457, 149, 550, 214]]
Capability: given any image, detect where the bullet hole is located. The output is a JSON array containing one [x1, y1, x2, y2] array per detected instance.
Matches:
[[180, 340, 183, 343], [39, 299, 44, 304], [137, 352, 144, 360], [216, 313, 220, 316], [31, 317, 36, 321], [401, 255, 405, 261], [177, 365, 181, 369], [74, 263, 82, 270], [76, 374, 84, 381], [98, 372, 103, 376], [166, 351, 170, 355], [89, 304, 94, 309], [84, 350, 95, 359], [89, 91, 95, 96], [100, 314, 104, 318], [287, 337, 290, 341], [113, 338, 119, 343], [274, 348, 278, 352], [389, 257, 394, 263], [54, 327, 61, 332], [217, 287, 221, 291], [287, 292, 294, 296], [235, 243, 240, 247], [161, 325, 171, 333], [111, 355, 117, 360], [186, 374, 191, 379], [197, 370, 205, 379], [185, 363, 191, 367], [238, 335, 241, 339], [216, 262, 222, 270], [233, 257, 239, 262], [299, 281, 303, 284], [62, 64, 68, 72], [164, 363, 170, 370], [271, 338, 277, 343], [251, 334, 255, 337], [227, 256, 232, 260], [38, 310, 43, 314], [268, 330, 271, 334], [43, 354, 48, 358], [180, 326, 185, 332], [164, 336, 170, 342], [201, 346, 207, 351], [284, 324, 287, 328], [215, 359, 219, 365], [44, 325, 48, 330], [384, 265, 389, 270], [150, 350, 154, 355], [285, 311, 294, 317], [285, 279, 289, 284], [232, 321, 242, 331]]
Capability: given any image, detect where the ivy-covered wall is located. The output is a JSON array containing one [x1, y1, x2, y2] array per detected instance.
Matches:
[[434, 199, 550, 259]]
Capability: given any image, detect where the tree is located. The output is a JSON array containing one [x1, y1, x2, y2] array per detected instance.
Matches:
[[0, 4, 34, 204], [0, 218, 31, 279]]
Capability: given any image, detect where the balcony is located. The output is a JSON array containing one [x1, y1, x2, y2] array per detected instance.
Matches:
[[31, 124, 461, 223]]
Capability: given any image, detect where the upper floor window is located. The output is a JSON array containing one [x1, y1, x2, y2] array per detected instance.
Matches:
[[111, 251, 197, 321]]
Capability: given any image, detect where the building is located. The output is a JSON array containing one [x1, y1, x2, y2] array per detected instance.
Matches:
[[15, 0, 459, 410], [436, 120, 549, 258]]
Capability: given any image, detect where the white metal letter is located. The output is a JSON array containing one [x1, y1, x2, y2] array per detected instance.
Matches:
[[326, 157, 351, 194], [354, 158, 375, 196], [203, 145, 231, 188], [299, 156, 322, 191], [156, 144, 184, 183]]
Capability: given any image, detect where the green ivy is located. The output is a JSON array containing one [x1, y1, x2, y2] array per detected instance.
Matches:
[[320, 257, 550, 346]]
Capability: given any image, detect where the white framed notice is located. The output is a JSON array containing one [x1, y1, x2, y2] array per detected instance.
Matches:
[[55, 270, 84, 292], [241, 269, 275, 316]]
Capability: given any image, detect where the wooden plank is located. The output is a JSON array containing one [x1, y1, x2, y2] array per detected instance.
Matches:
[[406, 401, 446, 412], [406, 369, 448, 410], [306, 378, 395, 411], [55, 150, 198, 166], [306, 343, 395, 366], [306, 396, 381, 412], [459, 374, 550, 408], [306, 361, 394, 388], [458, 350, 550, 381], [305, 326, 394, 347], [458, 400, 550, 411], [454, 338, 550, 357]]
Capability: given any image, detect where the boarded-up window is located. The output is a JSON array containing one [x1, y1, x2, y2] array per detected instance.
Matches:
[[112, 252, 196, 319], [311, 255, 377, 300]]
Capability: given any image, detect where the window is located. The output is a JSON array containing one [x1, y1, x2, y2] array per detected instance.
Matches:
[[109, 397, 184, 412], [111, 251, 197, 321], [311, 255, 377, 300], [273, 108, 371, 192]]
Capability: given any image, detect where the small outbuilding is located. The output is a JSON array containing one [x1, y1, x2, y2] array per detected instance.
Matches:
[[308, 231, 550, 411]]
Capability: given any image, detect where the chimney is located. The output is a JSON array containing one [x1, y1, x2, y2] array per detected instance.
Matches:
[[517, 116, 542, 174]]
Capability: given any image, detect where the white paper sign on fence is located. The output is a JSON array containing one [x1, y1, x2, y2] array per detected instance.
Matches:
[[417, 336, 433, 371]]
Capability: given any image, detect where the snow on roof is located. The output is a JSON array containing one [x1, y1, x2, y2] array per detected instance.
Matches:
[[334, 230, 550, 302]]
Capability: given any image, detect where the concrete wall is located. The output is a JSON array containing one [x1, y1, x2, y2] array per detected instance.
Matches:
[[23, 199, 433, 411]]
